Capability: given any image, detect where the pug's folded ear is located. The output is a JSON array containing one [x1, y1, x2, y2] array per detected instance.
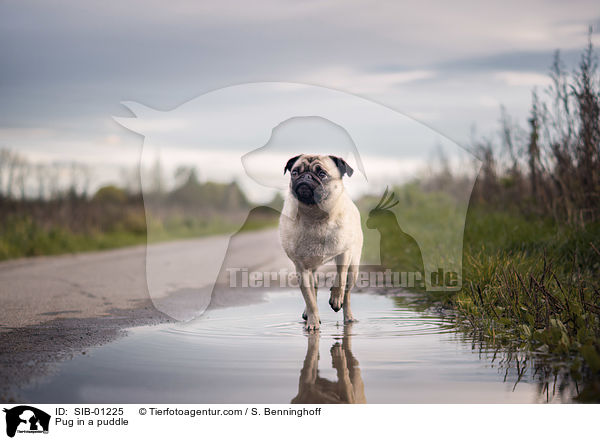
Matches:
[[329, 156, 354, 177], [284, 155, 302, 174]]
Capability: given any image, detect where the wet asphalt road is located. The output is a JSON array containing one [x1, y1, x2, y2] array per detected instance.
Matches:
[[0, 228, 294, 402]]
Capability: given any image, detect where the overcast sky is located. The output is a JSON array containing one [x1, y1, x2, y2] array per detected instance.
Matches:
[[0, 0, 598, 193]]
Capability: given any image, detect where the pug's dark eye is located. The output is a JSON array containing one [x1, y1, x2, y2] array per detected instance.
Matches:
[[318, 171, 327, 179], [291, 169, 298, 177]]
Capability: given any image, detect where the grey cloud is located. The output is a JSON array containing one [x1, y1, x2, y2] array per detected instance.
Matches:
[[0, 0, 598, 158], [373, 47, 584, 79], [433, 49, 582, 74]]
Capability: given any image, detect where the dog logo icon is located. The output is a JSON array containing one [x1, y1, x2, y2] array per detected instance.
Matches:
[[3, 406, 50, 438]]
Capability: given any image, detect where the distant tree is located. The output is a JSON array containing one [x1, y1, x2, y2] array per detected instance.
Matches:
[[47, 163, 62, 199], [147, 155, 166, 196], [174, 166, 197, 188], [67, 162, 92, 200], [119, 165, 142, 195], [92, 185, 128, 204], [167, 172, 249, 212], [0, 148, 10, 197], [15, 156, 30, 200], [34, 163, 49, 200], [5, 150, 18, 199]]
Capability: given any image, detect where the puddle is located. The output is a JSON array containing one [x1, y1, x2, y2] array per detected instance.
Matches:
[[22, 291, 578, 403]]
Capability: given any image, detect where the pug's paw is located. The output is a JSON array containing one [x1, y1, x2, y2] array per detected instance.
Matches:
[[329, 290, 343, 312], [305, 314, 321, 332]]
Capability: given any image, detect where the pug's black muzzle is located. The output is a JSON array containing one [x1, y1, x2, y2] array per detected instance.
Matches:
[[292, 173, 322, 205]]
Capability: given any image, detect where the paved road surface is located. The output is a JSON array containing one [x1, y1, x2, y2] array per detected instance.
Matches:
[[0, 228, 293, 330], [0, 228, 295, 401]]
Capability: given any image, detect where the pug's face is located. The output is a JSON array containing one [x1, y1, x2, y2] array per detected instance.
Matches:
[[284, 154, 353, 206]]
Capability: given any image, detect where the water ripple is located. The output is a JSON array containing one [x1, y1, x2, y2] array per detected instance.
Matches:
[[155, 291, 457, 341]]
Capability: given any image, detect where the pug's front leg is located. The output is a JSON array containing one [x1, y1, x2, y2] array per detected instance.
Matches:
[[329, 252, 350, 313], [299, 269, 320, 331], [302, 270, 318, 321]]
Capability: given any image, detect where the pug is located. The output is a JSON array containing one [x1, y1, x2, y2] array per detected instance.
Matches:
[[279, 154, 363, 331]]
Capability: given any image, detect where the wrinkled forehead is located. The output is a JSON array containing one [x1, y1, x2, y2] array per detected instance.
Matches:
[[293, 155, 336, 173]]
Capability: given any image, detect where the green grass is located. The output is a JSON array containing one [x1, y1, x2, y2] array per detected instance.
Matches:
[[0, 212, 278, 261], [457, 207, 600, 371], [359, 184, 600, 397], [0, 215, 146, 260]]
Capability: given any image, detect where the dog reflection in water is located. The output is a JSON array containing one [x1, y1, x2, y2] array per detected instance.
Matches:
[[291, 326, 366, 404]]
